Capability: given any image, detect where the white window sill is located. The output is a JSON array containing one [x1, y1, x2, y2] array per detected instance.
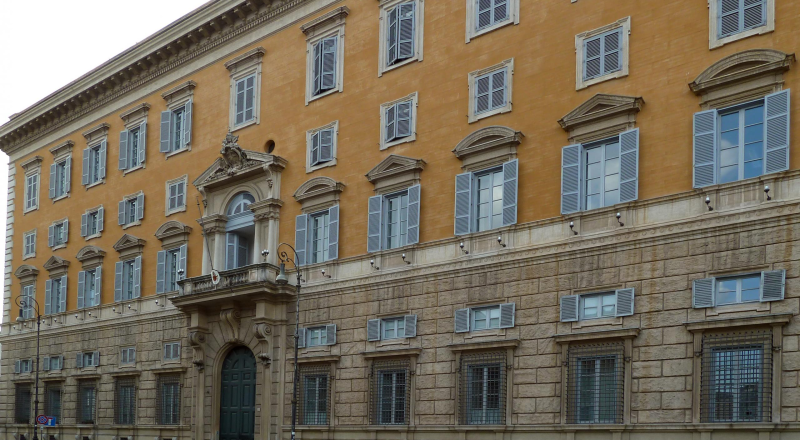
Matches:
[[464, 328, 506, 339], [166, 206, 187, 217], [50, 244, 66, 251], [123, 164, 145, 176], [119, 363, 137, 368], [307, 158, 337, 174], [707, 301, 769, 316], [84, 180, 105, 190], [162, 359, 181, 364], [469, 20, 515, 43], [84, 233, 102, 241], [382, 56, 420, 76], [23, 206, 39, 215], [51, 193, 70, 203], [711, 26, 773, 50], [377, 338, 410, 348], [122, 221, 142, 230], [577, 70, 628, 91], [308, 88, 340, 104], [572, 316, 622, 329], [381, 133, 416, 151], [80, 366, 98, 372], [166, 147, 191, 159], [231, 119, 259, 132], [470, 105, 512, 124], [22, 253, 35, 260]]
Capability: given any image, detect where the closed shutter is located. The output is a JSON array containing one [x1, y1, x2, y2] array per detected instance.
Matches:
[[93, 267, 102, 307], [454, 308, 470, 333], [49, 163, 56, 199], [321, 37, 337, 91], [313, 40, 323, 95], [387, 6, 398, 65], [386, 104, 396, 141], [45, 279, 52, 315], [48, 224, 54, 247], [14, 360, 20, 374], [118, 200, 126, 225], [59, 275, 67, 313], [81, 148, 90, 185], [97, 207, 104, 232], [81, 213, 88, 237], [367, 319, 381, 341], [693, 110, 718, 188], [136, 194, 144, 220], [502, 160, 518, 226], [584, 36, 601, 80], [77, 271, 86, 309], [395, 101, 413, 138], [692, 277, 715, 308], [160, 111, 172, 153], [760, 269, 785, 302], [764, 89, 790, 174], [319, 129, 333, 162], [404, 314, 417, 337], [367, 196, 383, 253], [183, 100, 193, 146], [325, 324, 337, 345], [561, 144, 582, 214], [138, 122, 147, 164], [327, 206, 339, 261], [235, 78, 246, 126], [397, 3, 415, 60], [297, 328, 306, 349], [475, 73, 491, 114], [603, 30, 621, 74], [114, 262, 123, 302], [133, 256, 142, 298], [499, 302, 515, 328], [406, 185, 421, 245], [619, 128, 639, 203], [98, 140, 107, 179], [310, 131, 320, 165], [560, 295, 579, 322], [119, 130, 129, 170], [719, 0, 741, 37], [454, 172, 473, 235], [76, 353, 83, 369], [179, 244, 187, 281], [156, 250, 167, 294], [490, 69, 506, 110], [93, 351, 100, 366], [294, 214, 308, 266], [615, 288, 635, 317], [226, 233, 236, 270]]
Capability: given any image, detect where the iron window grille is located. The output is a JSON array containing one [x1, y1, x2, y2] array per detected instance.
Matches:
[[459, 351, 506, 425], [115, 378, 137, 425], [157, 375, 182, 425], [78, 380, 97, 424], [566, 342, 624, 424], [299, 364, 331, 425], [15, 383, 32, 424], [44, 383, 62, 423], [370, 359, 410, 425], [701, 330, 772, 423]]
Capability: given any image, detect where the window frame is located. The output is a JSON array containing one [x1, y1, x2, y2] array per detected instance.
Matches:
[[304, 20, 346, 105], [579, 292, 617, 321], [715, 273, 762, 306], [24, 169, 39, 213], [709, 0, 774, 49], [114, 377, 137, 425], [716, 100, 766, 184], [15, 383, 31, 424], [306, 121, 339, 173], [464, 0, 520, 43], [308, 210, 331, 265], [380, 92, 418, 150], [467, 59, 513, 123], [582, 138, 623, 211], [382, 189, 410, 250], [44, 383, 62, 424], [307, 326, 328, 347], [121, 258, 137, 301], [119, 191, 144, 229], [78, 380, 98, 424], [85, 141, 105, 187], [378, 0, 425, 77], [371, 359, 410, 425], [120, 346, 136, 365], [50, 219, 68, 249], [382, 317, 406, 340], [21, 284, 35, 319], [299, 365, 331, 426], [226, 49, 264, 131], [157, 375, 182, 425], [163, 341, 181, 362], [472, 166, 505, 233], [471, 305, 502, 332], [23, 230, 36, 259], [575, 17, 631, 90], [165, 175, 188, 216]]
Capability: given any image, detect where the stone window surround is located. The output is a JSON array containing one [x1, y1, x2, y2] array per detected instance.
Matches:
[[558, 94, 644, 144], [575, 16, 631, 91], [366, 154, 426, 196], [113, 234, 146, 261], [43, 255, 70, 279], [49, 217, 69, 251], [162, 340, 182, 364], [81, 123, 110, 190], [14, 265, 39, 287], [699, 265, 774, 317], [155, 220, 193, 250], [293, 177, 346, 215], [684, 313, 791, 423], [165, 175, 189, 216], [75, 245, 106, 271], [362, 347, 421, 426], [161, 80, 196, 159], [708, 0, 775, 49], [121, 190, 144, 229], [468, 58, 514, 124], [22, 229, 36, 260], [82, 205, 104, 242], [293, 355, 340, 429], [21, 155, 43, 214], [49, 140, 74, 203], [379, 92, 419, 150], [453, 125, 523, 172], [368, 310, 415, 348], [120, 103, 151, 176], [554, 328, 639, 425], [225, 47, 265, 132], [377, 0, 425, 77], [568, 283, 627, 329], [301, 7, 349, 105], [305, 120, 339, 173], [464, 0, 520, 43]]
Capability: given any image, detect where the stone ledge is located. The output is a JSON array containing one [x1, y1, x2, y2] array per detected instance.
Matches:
[[684, 313, 792, 332], [150, 366, 187, 374], [293, 354, 340, 364], [110, 370, 142, 377], [448, 338, 519, 352], [362, 348, 421, 359], [554, 328, 640, 344]]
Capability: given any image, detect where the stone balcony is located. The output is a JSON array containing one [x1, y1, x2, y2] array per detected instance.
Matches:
[[174, 263, 295, 309]]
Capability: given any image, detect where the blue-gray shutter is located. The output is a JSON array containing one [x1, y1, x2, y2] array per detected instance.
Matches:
[[327, 206, 339, 261], [387, 6, 398, 65], [49, 164, 56, 199], [156, 250, 167, 294], [743, 0, 766, 29], [491, 69, 506, 110], [114, 261, 123, 302], [80, 213, 88, 237], [475, 74, 491, 114], [325, 324, 337, 345], [584, 36, 601, 80], [760, 269, 785, 302], [93, 267, 102, 307], [42, 357, 51, 371], [97, 207, 104, 232], [226, 233, 236, 270], [98, 140, 107, 179], [502, 160, 518, 226], [77, 271, 86, 309], [138, 122, 147, 164], [313, 40, 323, 95], [561, 144, 582, 214], [136, 193, 144, 220], [321, 37, 337, 91], [64, 157, 71, 193], [603, 30, 621, 74], [764, 89, 790, 174], [397, 3, 415, 60], [404, 314, 417, 337], [454, 308, 470, 333], [719, 0, 740, 37], [319, 129, 333, 162], [310, 131, 320, 165], [45, 279, 52, 315], [396, 101, 413, 138], [693, 109, 718, 188], [183, 100, 193, 146], [367, 319, 381, 341], [477, 0, 492, 29], [119, 130, 129, 169], [76, 353, 83, 369], [692, 277, 715, 308], [406, 184, 421, 245], [560, 295, 578, 322], [499, 303, 515, 328], [619, 128, 639, 203], [179, 244, 187, 281], [81, 148, 90, 185], [48, 224, 54, 247], [297, 328, 306, 349], [294, 214, 308, 266], [62, 219, 68, 243], [133, 256, 142, 298], [93, 351, 100, 366], [14, 360, 21, 374], [615, 288, 634, 317], [160, 110, 172, 152], [118, 200, 126, 225], [59, 275, 67, 313], [455, 173, 472, 235], [386, 105, 396, 141], [367, 196, 383, 253]]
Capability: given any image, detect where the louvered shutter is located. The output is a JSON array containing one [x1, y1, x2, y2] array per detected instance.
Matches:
[[294, 214, 308, 266], [42, 357, 50, 371], [502, 160, 518, 226], [327, 206, 339, 261], [119, 130, 129, 169], [743, 0, 766, 29], [367, 319, 381, 341], [98, 140, 107, 179], [133, 256, 142, 298], [603, 30, 621, 74], [477, 0, 492, 29], [325, 324, 337, 345], [94, 267, 102, 307], [387, 6, 398, 65], [499, 303, 515, 328], [321, 37, 337, 91], [81, 148, 90, 185], [81, 213, 88, 237], [297, 328, 306, 349], [693, 110, 718, 188], [313, 41, 323, 95], [615, 288, 635, 317], [490, 69, 506, 110], [406, 185, 421, 245], [454, 308, 470, 333], [319, 129, 333, 162], [14, 360, 21, 374], [136, 193, 144, 220], [138, 122, 147, 164], [396, 101, 412, 138], [160, 110, 172, 152], [397, 3, 415, 60], [619, 128, 639, 203], [475, 73, 491, 114], [584, 36, 601, 80], [118, 200, 126, 225], [76, 353, 84, 369], [179, 244, 187, 281], [310, 131, 320, 165], [114, 261, 123, 302], [367, 196, 383, 253], [77, 271, 86, 309], [560, 295, 579, 322], [235, 78, 246, 126], [764, 89, 790, 174], [386, 104, 396, 141], [156, 250, 167, 294], [48, 224, 54, 247], [404, 314, 417, 338], [561, 144, 582, 214], [49, 163, 56, 198], [97, 207, 104, 232], [692, 277, 715, 308], [226, 233, 236, 270], [719, 0, 739, 37], [183, 100, 193, 146], [45, 279, 52, 315], [760, 269, 785, 302], [64, 158, 71, 193], [93, 351, 100, 366], [454, 173, 473, 235], [59, 275, 67, 313], [62, 219, 68, 243]]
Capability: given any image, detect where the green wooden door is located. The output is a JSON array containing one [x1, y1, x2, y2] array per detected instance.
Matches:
[[220, 347, 257, 440]]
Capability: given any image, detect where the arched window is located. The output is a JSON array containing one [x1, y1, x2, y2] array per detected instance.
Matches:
[[225, 192, 256, 270]]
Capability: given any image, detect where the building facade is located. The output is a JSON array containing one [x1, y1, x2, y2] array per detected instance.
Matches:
[[0, 0, 799, 439]]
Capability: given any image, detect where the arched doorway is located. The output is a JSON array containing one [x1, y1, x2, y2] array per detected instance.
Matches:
[[225, 192, 256, 269], [220, 346, 257, 440]]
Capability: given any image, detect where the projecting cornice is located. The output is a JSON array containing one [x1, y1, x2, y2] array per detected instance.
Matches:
[[0, 0, 311, 156]]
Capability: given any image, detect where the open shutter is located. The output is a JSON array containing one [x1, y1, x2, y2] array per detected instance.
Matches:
[[693, 109, 718, 188], [319, 129, 333, 162], [179, 244, 187, 281], [367, 319, 381, 341], [160, 110, 172, 152], [396, 101, 412, 138], [81, 148, 90, 185], [77, 271, 86, 309], [310, 131, 320, 165], [93, 351, 100, 366], [386, 104, 396, 141], [404, 315, 417, 338], [136, 193, 144, 220], [45, 279, 52, 315], [325, 324, 337, 345], [692, 277, 715, 308], [764, 89, 790, 174], [97, 207, 104, 232], [59, 275, 67, 312], [561, 144, 582, 214], [42, 357, 50, 371], [133, 256, 142, 298], [321, 37, 337, 91], [94, 267, 102, 307], [367, 196, 383, 253], [297, 328, 306, 349], [48, 224, 54, 247], [313, 40, 323, 95], [406, 185, 421, 245], [454, 172, 473, 235], [183, 100, 193, 146], [138, 122, 147, 164], [619, 128, 639, 203], [119, 130, 129, 169], [114, 261, 123, 302], [502, 160, 518, 226], [14, 360, 20, 374], [387, 6, 398, 65], [327, 206, 339, 261], [62, 219, 68, 243], [560, 295, 579, 322], [499, 303, 515, 328], [64, 157, 71, 193], [397, 2, 415, 59], [156, 250, 166, 294], [76, 353, 83, 369], [294, 214, 308, 266], [760, 269, 785, 302], [81, 213, 88, 237], [615, 288, 635, 317], [454, 308, 470, 333], [118, 200, 126, 225], [98, 140, 107, 179], [49, 163, 56, 198]]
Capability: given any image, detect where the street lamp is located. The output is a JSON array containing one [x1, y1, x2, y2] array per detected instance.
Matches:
[[15, 294, 42, 440], [275, 243, 302, 440]]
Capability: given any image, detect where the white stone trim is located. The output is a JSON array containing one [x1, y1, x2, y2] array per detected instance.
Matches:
[[4, 161, 15, 324], [380, 92, 418, 150], [165, 175, 189, 217], [304, 18, 346, 105], [120, 104, 150, 176], [467, 58, 514, 124], [709, 0, 775, 49], [306, 120, 339, 173], [84, 135, 108, 190], [22, 229, 35, 260], [163, 83, 195, 158], [377, 0, 425, 77], [464, 0, 520, 43], [575, 16, 631, 90], [226, 48, 264, 132]]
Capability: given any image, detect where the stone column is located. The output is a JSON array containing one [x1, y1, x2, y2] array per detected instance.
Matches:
[[197, 214, 228, 273], [249, 199, 283, 266]]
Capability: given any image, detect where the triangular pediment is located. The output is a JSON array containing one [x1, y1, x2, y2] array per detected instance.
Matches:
[[14, 265, 39, 279], [366, 155, 426, 182], [113, 234, 146, 252], [559, 94, 644, 131], [43, 255, 70, 272], [690, 49, 795, 93]]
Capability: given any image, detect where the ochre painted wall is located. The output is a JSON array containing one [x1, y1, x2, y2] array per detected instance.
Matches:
[[11, 0, 800, 317]]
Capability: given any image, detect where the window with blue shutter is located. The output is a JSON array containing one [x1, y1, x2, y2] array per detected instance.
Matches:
[[583, 29, 622, 81], [368, 315, 419, 342], [559, 289, 634, 322], [692, 270, 785, 308], [454, 303, 515, 333], [387, 2, 416, 66], [367, 185, 421, 253], [454, 161, 517, 235], [385, 101, 414, 143], [301, 206, 340, 265], [309, 126, 335, 168], [234, 74, 256, 126], [313, 36, 337, 97], [718, 0, 766, 38], [160, 101, 192, 154], [476, 0, 509, 31], [474, 68, 507, 115]]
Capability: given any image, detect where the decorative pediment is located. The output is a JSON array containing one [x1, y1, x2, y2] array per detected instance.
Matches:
[[452, 126, 523, 171], [43, 256, 70, 275], [155, 220, 193, 249], [192, 132, 287, 192], [76, 245, 106, 268], [300, 6, 349, 37], [14, 265, 39, 282], [366, 155, 426, 194], [293, 177, 345, 213], [558, 94, 644, 143], [114, 234, 146, 260]]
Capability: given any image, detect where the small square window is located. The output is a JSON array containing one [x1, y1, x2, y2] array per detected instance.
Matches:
[[23, 231, 36, 259], [472, 305, 501, 331], [306, 122, 338, 172], [120, 347, 136, 365], [715, 274, 761, 306], [81, 207, 104, 239], [379, 1, 424, 76], [163, 342, 181, 361], [465, 0, 519, 43], [382, 318, 406, 339], [380, 93, 418, 150], [307, 327, 328, 347], [580, 293, 617, 320], [575, 18, 630, 90], [166, 176, 188, 216], [468, 59, 513, 123]]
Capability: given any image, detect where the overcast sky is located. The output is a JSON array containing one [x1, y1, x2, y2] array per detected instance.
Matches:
[[0, 0, 210, 321]]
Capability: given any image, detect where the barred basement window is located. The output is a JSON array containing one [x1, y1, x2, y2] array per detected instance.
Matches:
[[44, 383, 62, 424], [115, 378, 137, 425], [701, 330, 772, 423], [15, 383, 32, 424], [299, 364, 330, 425], [370, 359, 410, 425], [459, 351, 506, 425], [157, 375, 181, 425], [78, 380, 97, 424], [566, 342, 624, 424]]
